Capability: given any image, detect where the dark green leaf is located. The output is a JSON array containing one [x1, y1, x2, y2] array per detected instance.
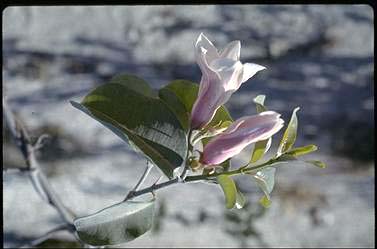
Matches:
[[217, 175, 237, 209], [158, 87, 190, 131], [286, 144, 318, 157], [159, 80, 233, 134], [277, 107, 300, 155], [108, 73, 154, 97], [74, 200, 155, 246], [220, 159, 232, 172], [71, 75, 187, 179]]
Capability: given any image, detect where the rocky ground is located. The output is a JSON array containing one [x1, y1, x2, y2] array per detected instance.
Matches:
[[3, 5, 374, 248]]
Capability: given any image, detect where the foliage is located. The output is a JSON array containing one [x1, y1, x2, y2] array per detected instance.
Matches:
[[69, 73, 325, 246]]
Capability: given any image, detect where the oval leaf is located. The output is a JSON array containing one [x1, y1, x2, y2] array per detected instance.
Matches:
[[71, 75, 187, 179], [158, 87, 190, 131], [277, 107, 300, 155], [250, 95, 270, 163], [259, 195, 271, 208], [286, 144, 318, 157], [253, 94, 267, 113], [235, 188, 247, 209], [305, 160, 327, 168], [74, 200, 155, 246], [217, 175, 237, 209], [159, 80, 233, 134], [250, 138, 272, 163], [252, 167, 276, 207], [108, 73, 154, 97]]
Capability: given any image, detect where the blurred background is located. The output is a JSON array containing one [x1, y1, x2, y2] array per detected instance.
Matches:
[[3, 5, 374, 248]]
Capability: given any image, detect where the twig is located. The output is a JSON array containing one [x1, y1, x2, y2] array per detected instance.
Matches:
[[124, 161, 154, 201], [179, 164, 189, 182], [19, 224, 73, 248], [3, 97, 82, 246], [123, 177, 180, 201], [134, 161, 154, 192]]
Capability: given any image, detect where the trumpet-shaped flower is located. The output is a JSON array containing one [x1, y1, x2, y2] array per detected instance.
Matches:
[[191, 33, 266, 129], [200, 111, 284, 166]]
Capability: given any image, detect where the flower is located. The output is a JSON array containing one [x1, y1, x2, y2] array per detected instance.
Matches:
[[191, 33, 266, 129], [200, 111, 284, 166]]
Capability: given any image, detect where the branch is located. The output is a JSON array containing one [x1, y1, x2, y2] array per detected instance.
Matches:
[[3, 97, 75, 225], [133, 161, 154, 192], [123, 177, 179, 201], [122, 151, 280, 202]]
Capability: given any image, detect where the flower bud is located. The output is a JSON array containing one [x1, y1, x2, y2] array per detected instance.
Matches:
[[200, 111, 284, 166]]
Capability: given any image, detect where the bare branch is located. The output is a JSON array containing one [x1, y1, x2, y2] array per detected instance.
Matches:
[[33, 134, 50, 151], [3, 97, 75, 224]]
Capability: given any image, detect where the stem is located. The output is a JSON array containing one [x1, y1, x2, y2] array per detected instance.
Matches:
[[124, 162, 154, 200], [121, 125, 283, 201], [123, 178, 179, 201], [185, 159, 276, 182], [179, 129, 194, 181], [123, 158, 279, 201], [133, 162, 154, 192]]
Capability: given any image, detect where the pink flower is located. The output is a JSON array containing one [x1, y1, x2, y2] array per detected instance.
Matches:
[[200, 111, 284, 166], [191, 33, 266, 129]]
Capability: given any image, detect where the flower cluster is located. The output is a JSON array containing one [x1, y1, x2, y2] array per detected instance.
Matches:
[[190, 33, 284, 168]]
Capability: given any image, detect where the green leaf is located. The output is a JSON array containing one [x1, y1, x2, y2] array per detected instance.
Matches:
[[74, 200, 155, 246], [108, 73, 154, 97], [286, 144, 318, 157], [252, 167, 276, 207], [235, 188, 247, 209], [250, 138, 271, 163], [159, 80, 233, 134], [253, 95, 267, 113], [217, 175, 237, 209], [158, 87, 190, 131], [220, 159, 232, 172], [190, 120, 233, 146], [277, 107, 300, 155], [250, 95, 270, 163], [259, 195, 271, 208], [71, 75, 187, 179], [275, 154, 297, 162], [305, 160, 327, 169]]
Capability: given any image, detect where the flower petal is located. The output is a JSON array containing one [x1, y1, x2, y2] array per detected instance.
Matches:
[[222, 112, 283, 140], [220, 40, 241, 61], [201, 112, 284, 165], [191, 74, 225, 129], [209, 58, 244, 91], [242, 63, 266, 83], [195, 33, 219, 64]]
